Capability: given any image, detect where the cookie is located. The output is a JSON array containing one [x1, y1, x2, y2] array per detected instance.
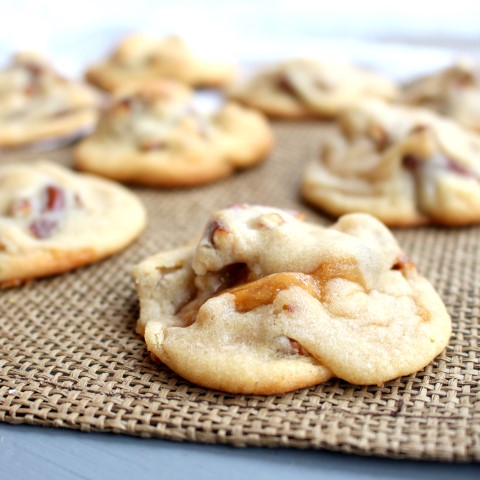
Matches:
[[0, 161, 146, 287], [74, 80, 273, 187], [229, 59, 398, 119], [302, 100, 480, 226], [85, 34, 235, 92], [0, 52, 99, 148], [402, 59, 480, 132], [133, 204, 451, 395]]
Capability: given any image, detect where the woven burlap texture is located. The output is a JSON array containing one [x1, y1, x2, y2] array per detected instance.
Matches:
[[0, 123, 479, 462]]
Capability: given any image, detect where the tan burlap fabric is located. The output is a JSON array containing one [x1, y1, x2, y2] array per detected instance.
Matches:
[[1, 122, 479, 461]]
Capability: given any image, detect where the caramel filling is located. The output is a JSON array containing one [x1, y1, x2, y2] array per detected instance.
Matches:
[[230, 260, 363, 313], [173, 249, 431, 343], [231, 272, 319, 313], [177, 260, 361, 320], [177, 263, 249, 324]]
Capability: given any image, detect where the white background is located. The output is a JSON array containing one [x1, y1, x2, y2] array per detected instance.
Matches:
[[0, 1, 479, 79]]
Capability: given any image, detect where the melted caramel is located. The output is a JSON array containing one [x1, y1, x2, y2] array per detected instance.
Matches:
[[231, 272, 321, 313], [174, 253, 432, 330], [176, 263, 248, 323], [231, 259, 363, 313], [176, 293, 205, 326]]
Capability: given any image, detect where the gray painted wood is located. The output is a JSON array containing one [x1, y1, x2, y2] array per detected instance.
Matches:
[[0, 424, 478, 480]]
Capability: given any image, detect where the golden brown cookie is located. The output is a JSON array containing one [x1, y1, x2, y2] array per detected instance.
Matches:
[[74, 80, 273, 187], [302, 100, 480, 226], [0, 52, 99, 148], [0, 161, 146, 287], [229, 59, 398, 119], [402, 59, 480, 132], [133, 204, 451, 395], [85, 34, 235, 92]]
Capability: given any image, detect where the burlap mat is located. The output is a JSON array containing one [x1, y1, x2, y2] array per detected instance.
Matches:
[[1, 122, 479, 462]]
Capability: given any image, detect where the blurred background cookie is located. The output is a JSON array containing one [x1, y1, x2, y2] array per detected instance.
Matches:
[[0, 52, 99, 149], [0, 161, 146, 287], [229, 59, 398, 119], [302, 100, 480, 226], [85, 34, 235, 92], [74, 80, 273, 187], [402, 59, 480, 132]]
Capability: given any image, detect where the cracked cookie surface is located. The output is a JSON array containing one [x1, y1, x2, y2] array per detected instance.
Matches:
[[302, 100, 480, 226], [134, 205, 450, 394]]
